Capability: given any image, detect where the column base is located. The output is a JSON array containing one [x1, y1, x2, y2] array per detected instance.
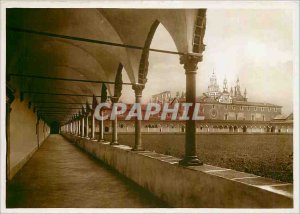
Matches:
[[98, 139, 105, 143], [110, 141, 119, 145], [179, 156, 203, 166], [132, 145, 144, 151]]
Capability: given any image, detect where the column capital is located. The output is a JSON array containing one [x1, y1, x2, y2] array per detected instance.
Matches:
[[132, 83, 145, 96], [180, 53, 203, 73]]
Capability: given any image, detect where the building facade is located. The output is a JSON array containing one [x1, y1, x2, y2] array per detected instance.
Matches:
[[199, 72, 282, 122], [100, 72, 292, 134]]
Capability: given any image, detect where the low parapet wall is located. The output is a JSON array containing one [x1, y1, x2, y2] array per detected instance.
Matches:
[[62, 133, 293, 208]]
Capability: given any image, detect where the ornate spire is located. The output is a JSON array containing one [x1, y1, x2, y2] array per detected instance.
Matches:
[[235, 76, 241, 95], [223, 77, 228, 92]]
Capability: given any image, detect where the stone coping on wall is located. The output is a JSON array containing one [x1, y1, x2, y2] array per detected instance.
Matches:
[[62, 133, 293, 208]]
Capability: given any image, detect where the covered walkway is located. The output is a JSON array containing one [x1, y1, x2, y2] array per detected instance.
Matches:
[[6, 135, 167, 208]]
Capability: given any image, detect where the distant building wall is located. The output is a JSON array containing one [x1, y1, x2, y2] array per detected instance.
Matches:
[[201, 103, 281, 121]]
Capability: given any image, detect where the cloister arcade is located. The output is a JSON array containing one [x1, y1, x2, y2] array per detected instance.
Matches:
[[6, 8, 207, 177], [5, 8, 294, 209], [61, 119, 293, 134]]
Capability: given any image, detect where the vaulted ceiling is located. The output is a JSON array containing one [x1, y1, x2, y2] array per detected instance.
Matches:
[[6, 8, 206, 124]]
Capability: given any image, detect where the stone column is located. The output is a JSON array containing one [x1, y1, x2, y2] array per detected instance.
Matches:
[[179, 53, 203, 166], [91, 111, 95, 139], [76, 118, 79, 136], [78, 119, 81, 136], [85, 114, 89, 138], [81, 116, 85, 137], [98, 111, 104, 142], [132, 83, 145, 151], [110, 97, 119, 145], [6, 86, 15, 181]]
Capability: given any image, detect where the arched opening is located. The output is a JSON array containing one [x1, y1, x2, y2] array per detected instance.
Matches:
[[50, 121, 60, 134], [271, 126, 275, 133], [242, 126, 247, 133], [233, 126, 238, 133], [142, 22, 182, 103]]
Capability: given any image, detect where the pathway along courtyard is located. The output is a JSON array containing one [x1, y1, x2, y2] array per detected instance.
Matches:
[[6, 135, 168, 208]]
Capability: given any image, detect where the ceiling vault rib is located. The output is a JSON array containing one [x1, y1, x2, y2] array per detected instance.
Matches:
[[9, 73, 133, 85], [8, 26, 184, 56]]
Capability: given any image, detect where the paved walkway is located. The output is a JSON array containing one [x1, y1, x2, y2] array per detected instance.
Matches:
[[7, 134, 167, 208]]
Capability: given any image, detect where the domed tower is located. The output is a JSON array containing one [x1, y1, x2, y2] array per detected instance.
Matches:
[[207, 69, 220, 98], [234, 77, 241, 96]]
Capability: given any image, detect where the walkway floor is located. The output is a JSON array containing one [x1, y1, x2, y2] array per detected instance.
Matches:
[[6, 134, 167, 208]]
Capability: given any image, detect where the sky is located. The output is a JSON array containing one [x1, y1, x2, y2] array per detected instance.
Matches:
[[120, 9, 294, 115]]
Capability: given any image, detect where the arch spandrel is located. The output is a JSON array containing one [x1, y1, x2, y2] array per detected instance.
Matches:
[[100, 9, 205, 83]]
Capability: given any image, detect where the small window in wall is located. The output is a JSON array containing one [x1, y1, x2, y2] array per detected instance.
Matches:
[[275, 108, 277, 112], [263, 115, 265, 121], [248, 106, 250, 111], [232, 106, 235, 110], [254, 107, 257, 111], [224, 114, 228, 120], [251, 115, 255, 121], [240, 106, 243, 110], [212, 105, 215, 109], [235, 114, 238, 120], [262, 107, 264, 111]]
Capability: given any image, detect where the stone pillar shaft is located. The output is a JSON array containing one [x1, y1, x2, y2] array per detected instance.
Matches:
[[81, 117, 85, 137], [110, 97, 119, 145], [91, 112, 95, 139], [98, 111, 104, 142], [85, 114, 89, 138], [179, 54, 203, 166], [132, 84, 144, 151]]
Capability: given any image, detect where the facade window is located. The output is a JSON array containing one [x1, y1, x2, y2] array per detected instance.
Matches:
[[274, 108, 277, 112], [254, 107, 257, 111], [251, 115, 255, 121], [235, 114, 238, 120], [212, 105, 215, 109], [248, 106, 250, 111], [232, 106, 235, 110], [224, 114, 228, 120], [262, 107, 264, 111], [263, 115, 265, 121], [240, 106, 243, 110]]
